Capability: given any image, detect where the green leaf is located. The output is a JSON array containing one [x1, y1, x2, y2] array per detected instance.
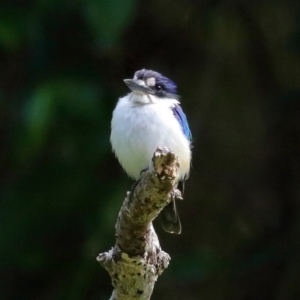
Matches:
[[83, 0, 136, 47], [24, 85, 54, 153]]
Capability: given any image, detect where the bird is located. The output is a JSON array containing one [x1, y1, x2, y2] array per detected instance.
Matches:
[[110, 69, 192, 234]]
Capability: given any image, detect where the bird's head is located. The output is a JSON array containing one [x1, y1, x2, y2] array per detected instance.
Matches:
[[124, 69, 178, 104]]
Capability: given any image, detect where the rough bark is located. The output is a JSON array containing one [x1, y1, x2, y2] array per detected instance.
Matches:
[[97, 148, 180, 300]]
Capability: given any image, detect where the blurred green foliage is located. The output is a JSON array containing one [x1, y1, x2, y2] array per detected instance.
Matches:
[[1, 0, 300, 299]]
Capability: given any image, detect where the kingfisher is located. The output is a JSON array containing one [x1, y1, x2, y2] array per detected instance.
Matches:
[[110, 69, 192, 234]]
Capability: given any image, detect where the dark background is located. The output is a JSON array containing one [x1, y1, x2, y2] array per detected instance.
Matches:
[[1, 0, 300, 299]]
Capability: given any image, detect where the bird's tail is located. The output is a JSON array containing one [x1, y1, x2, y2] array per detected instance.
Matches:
[[161, 199, 181, 234]]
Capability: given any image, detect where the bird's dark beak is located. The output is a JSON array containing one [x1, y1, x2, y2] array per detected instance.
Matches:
[[124, 79, 154, 94]]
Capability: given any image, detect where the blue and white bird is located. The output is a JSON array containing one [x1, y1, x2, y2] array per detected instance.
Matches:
[[110, 69, 192, 234]]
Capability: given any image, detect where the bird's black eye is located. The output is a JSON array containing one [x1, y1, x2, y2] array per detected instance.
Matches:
[[155, 84, 163, 92]]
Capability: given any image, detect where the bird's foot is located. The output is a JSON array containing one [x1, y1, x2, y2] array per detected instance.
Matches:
[[140, 166, 149, 177]]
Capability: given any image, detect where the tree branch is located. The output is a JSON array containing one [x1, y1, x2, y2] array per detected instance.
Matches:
[[97, 147, 180, 300]]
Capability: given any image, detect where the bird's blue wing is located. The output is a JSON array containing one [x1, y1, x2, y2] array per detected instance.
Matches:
[[172, 104, 192, 140]]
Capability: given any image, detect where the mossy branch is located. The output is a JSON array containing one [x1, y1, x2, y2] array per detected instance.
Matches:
[[97, 148, 180, 300]]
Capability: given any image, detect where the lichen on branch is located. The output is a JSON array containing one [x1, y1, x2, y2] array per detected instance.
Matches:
[[97, 148, 180, 300]]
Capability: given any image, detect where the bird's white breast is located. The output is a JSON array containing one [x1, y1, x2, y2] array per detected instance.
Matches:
[[110, 93, 191, 180]]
